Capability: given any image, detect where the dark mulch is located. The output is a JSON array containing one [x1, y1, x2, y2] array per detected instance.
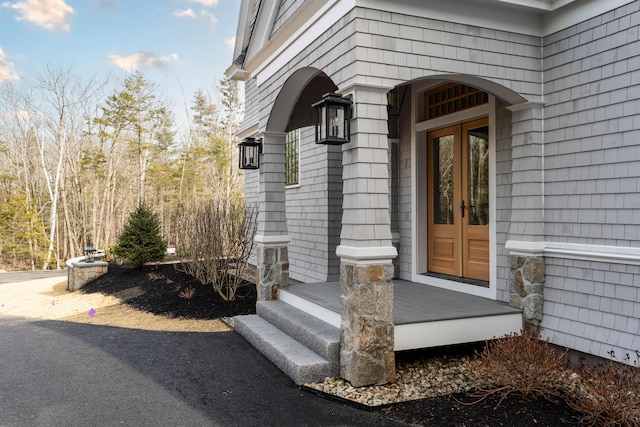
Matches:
[[81, 261, 256, 319], [380, 393, 581, 426], [81, 262, 582, 426]]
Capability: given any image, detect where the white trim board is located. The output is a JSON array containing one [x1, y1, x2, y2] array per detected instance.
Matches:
[[505, 240, 640, 265], [394, 312, 522, 351], [279, 288, 341, 328]]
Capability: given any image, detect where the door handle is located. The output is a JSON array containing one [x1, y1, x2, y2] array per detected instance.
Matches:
[[460, 200, 466, 218]]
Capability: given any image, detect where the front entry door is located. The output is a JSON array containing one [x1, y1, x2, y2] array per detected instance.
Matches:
[[427, 118, 489, 282]]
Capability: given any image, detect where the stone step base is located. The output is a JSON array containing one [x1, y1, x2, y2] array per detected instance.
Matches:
[[256, 300, 340, 364], [234, 301, 339, 385]]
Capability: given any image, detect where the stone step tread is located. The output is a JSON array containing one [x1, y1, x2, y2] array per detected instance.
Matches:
[[256, 300, 339, 358], [234, 314, 337, 385]]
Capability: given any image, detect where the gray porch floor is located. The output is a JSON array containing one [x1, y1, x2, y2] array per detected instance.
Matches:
[[282, 279, 521, 325], [281, 279, 523, 350]]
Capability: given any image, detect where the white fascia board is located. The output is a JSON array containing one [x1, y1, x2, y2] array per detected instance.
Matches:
[[250, 0, 355, 86], [225, 63, 251, 81], [245, 0, 280, 66], [234, 0, 252, 60]]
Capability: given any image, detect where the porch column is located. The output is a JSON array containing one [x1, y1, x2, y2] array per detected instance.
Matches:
[[505, 101, 546, 332], [337, 85, 397, 387], [255, 131, 290, 301]]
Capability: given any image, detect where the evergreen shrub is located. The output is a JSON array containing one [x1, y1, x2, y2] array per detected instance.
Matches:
[[112, 204, 166, 268]]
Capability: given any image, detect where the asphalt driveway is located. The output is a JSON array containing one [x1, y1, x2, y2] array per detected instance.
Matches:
[[0, 270, 67, 284], [0, 315, 406, 426]]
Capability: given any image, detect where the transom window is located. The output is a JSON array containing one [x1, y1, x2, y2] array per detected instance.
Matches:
[[285, 129, 299, 185], [425, 83, 488, 120]]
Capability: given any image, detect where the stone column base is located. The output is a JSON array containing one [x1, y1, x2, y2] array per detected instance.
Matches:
[[340, 261, 395, 387], [257, 244, 289, 301], [508, 255, 545, 333], [67, 261, 109, 291]]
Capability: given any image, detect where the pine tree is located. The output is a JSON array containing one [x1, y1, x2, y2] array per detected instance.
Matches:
[[112, 204, 166, 268]]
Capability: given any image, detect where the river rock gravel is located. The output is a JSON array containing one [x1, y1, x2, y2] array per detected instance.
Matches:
[[305, 348, 483, 407]]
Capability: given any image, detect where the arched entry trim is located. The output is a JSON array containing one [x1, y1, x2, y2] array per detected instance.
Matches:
[[410, 74, 529, 106], [265, 67, 337, 133]]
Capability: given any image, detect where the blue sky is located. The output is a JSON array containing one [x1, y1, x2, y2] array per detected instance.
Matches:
[[0, 0, 241, 132]]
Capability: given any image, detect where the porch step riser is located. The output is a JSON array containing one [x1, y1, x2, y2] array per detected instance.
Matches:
[[256, 300, 340, 365]]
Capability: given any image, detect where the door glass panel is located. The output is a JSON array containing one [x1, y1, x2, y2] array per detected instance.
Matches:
[[467, 126, 489, 226], [433, 134, 454, 224]]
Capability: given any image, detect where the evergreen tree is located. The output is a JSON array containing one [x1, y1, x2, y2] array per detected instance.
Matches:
[[112, 204, 166, 268]]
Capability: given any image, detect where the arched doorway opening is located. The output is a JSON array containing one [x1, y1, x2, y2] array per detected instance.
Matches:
[[261, 68, 344, 283], [386, 76, 526, 299]]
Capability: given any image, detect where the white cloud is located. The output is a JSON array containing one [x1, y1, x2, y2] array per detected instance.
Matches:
[[0, 48, 19, 83], [173, 7, 217, 30], [108, 52, 179, 72], [3, 0, 74, 32], [189, 0, 218, 6], [3, 110, 43, 122], [225, 36, 235, 50], [198, 9, 217, 29], [173, 8, 195, 18]]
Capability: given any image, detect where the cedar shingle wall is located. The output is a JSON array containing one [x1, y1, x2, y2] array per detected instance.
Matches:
[[541, 1, 640, 358]]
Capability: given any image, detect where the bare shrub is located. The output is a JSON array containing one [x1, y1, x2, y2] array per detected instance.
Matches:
[[469, 329, 570, 406], [178, 285, 196, 299], [175, 198, 257, 301], [567, 350, 640, 427], [146, 271, 164, 281]]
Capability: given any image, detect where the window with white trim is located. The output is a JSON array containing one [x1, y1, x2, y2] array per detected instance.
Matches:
[[285, 129, 299, 186]]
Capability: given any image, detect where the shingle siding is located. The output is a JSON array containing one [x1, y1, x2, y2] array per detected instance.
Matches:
[[541, 1, 640, 358], [495, 101, 513, 303], [354, 8, 542, 99], [241, 78, 259, 132], [241, 0, 640, 361], [285, 127, 342, 283], [544, 258, 640, 359], [261, 5, 543, 281], [271, 0, 307, 37], [244, 166, 260, 266]]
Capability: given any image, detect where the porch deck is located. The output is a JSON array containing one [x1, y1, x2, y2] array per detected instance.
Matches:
[[279, 280, 523, 351]]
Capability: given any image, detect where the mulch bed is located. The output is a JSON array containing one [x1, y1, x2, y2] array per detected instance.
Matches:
[[381, 393, 581, 426], [81, 262, 256, 319], [81, 262, 582, 426]]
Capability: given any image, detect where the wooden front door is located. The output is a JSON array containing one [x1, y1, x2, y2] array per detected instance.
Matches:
[[427, 118, 489, 282]]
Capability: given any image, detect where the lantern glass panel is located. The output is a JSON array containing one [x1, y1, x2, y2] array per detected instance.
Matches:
[[328, 105, 345, 139], [243, 146, 256, 167], [318, 105, 326, 140]]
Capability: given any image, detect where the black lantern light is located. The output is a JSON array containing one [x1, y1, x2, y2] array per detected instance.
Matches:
[[238, 137, 262, 169], [84, 246, 96, 263], [312, 93, 352, 145]]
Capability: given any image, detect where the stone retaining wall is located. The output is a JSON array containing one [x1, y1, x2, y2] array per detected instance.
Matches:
[[67, 261, 109, 291]]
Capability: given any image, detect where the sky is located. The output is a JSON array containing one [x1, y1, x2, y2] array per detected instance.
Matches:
[[0, 0, 241, 133]]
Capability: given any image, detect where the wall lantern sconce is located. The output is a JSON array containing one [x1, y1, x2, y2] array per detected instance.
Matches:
[[84, 246, 96, 263], [238, 137, 262, 170], [312, 93, 352, 145]]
